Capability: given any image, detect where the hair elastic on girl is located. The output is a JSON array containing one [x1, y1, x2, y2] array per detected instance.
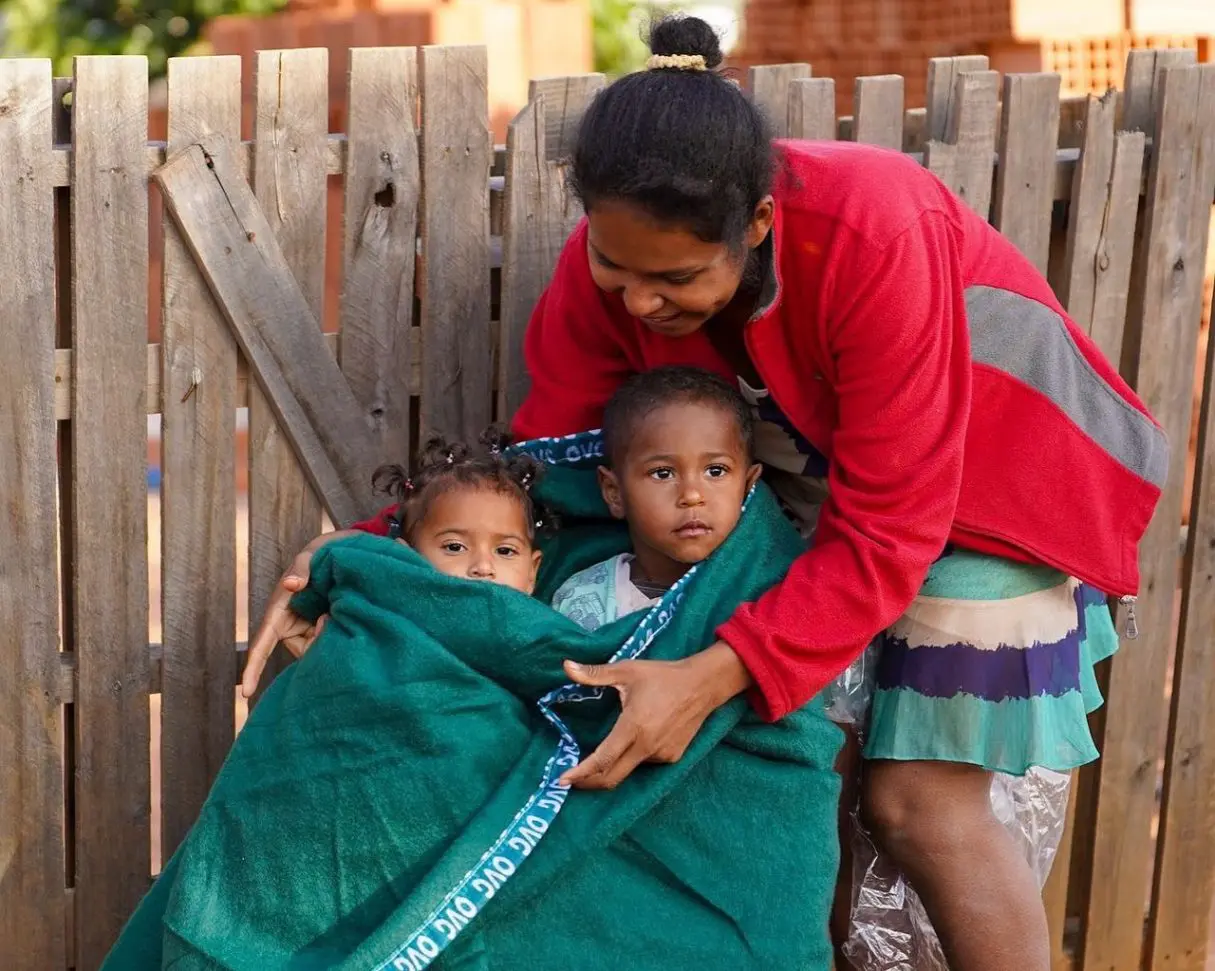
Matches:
[[445, 450, 455, 465], [646, 53, 707, 72]]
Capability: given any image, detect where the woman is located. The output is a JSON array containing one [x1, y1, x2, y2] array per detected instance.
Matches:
[[244, 16, 1164, 971]]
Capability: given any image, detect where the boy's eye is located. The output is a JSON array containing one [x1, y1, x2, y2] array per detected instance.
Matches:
[[647, 467, 675, 480], [441, 541, 467, 554], [706, 464, 729, 478]]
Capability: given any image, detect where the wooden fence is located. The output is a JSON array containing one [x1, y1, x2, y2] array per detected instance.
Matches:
[[0, 43, 1213, 971]]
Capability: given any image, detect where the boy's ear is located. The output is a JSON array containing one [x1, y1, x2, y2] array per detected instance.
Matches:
[[745, 462, 763, 491], [597, 466, 626, 519]]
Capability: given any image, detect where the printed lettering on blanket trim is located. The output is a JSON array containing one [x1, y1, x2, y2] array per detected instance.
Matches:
[[372, 431, 753, 971]]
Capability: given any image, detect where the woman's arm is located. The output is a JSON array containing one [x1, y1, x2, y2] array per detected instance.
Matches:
[[719, 209, 972, 721]]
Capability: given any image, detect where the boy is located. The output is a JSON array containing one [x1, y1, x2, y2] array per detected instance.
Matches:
[[552, 366, 762, 630]]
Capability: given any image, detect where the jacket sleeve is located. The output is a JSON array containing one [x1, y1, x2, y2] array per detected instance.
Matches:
[[718, 211, 972, 721], [351, 506, 396, 536], [510, 223, 635, 440]]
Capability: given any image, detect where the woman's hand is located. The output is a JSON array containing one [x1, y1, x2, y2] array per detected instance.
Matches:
[[557, 640, 753, 790], [240, 530, 357, 698]]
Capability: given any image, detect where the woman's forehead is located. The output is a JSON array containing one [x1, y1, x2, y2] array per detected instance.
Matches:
[[587, 202, 726, 271]]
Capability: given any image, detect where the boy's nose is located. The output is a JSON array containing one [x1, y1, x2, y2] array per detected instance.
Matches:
[[678, 486, 705, 507]]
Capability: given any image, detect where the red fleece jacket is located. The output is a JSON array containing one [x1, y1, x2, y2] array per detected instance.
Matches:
[[357, 141, 1165, 722]]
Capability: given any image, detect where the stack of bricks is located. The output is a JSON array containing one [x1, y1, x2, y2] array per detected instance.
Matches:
[[732, 0, 1215, 114]]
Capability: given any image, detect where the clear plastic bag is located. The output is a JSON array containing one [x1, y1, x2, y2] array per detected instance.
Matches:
[[842, 766, 1073, 971], [822, 640, 881, 726]]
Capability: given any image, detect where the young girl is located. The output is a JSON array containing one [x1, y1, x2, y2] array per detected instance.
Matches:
[[372, 427, 546, 596]]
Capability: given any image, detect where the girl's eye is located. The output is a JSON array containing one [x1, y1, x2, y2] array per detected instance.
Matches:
[[663, 274, 696, 286], [441, 541, 467, 554], [706, 464, 729, 478], [647, 468, 675, 481], [496, 546, 519, 558]]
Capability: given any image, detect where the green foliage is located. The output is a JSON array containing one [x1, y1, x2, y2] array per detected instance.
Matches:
[[0, 0, 286, 79], [590, 0, 648, 78]]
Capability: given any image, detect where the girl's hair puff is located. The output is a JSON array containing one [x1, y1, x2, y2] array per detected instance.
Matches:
[[372, 424, 546, 540]]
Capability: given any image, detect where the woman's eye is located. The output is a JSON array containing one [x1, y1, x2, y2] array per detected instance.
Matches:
[[647, 468, 674, 480], [706, 465, 729, 478], [441, 541, 467, 554]]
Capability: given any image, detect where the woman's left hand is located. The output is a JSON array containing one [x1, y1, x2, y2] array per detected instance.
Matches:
[[558, 640, 753, 790]]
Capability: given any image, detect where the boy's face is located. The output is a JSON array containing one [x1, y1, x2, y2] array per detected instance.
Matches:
[[409, 486, 542, 594], [598, 400, 761, 587]]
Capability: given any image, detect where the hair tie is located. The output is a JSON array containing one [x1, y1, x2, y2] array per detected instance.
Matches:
[[646, 53, 707, 72], [445, 450, 455, 465], [404, 477, 414, 493], [488, 442, 501, 455], [521, 471, 534, 489]]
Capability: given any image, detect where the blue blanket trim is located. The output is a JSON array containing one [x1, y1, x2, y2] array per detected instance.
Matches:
[[372, 431, 750, 971]]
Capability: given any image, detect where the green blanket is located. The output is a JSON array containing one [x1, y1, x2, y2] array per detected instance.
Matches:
[[104, 431, 843, 970]]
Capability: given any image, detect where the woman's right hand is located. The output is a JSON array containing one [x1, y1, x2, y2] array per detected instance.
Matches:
[[240, 530, 356, 698]]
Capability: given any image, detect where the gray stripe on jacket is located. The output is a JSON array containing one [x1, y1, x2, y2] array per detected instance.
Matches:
[[965, 285, 1169, 488]]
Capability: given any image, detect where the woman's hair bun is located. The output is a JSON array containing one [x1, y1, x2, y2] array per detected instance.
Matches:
[[648, 14, 724, 71]]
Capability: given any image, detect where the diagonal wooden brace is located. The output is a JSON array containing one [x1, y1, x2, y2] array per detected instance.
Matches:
[[154, 138, 379, 527]]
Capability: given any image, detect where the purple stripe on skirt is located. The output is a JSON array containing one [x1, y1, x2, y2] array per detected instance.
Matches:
[[875, 586, 1087, 702]]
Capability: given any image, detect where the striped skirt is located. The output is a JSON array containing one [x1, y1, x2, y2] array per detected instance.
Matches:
[[863, 548, 1120, 775]]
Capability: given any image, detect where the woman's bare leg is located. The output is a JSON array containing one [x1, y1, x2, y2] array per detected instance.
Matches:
[[862, 759, 1049, 971]]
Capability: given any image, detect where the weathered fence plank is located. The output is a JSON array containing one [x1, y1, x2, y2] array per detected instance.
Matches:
[[154, 140, 379, 528], [527, 74, 606, 161], [158, 54, 242, 861], [1058, 91, 1145, 364], [1083, 63, 1215, 971], [924, 60, 1000, 219], [992, 73, 1061, 275], [750, 63, 812, 138], [1145, 67, 1215, 971], [338, 47, 419, 475], [1122, 49, 1198, 134], [248, 48, 329, 692], [924, 54, 989, 143], [787, 77, 836, 142], [852, 75, 905, 150], [69, 54, 151, 968], [500, 87, 588, 419], [0, 56, 67, 971], [419, 45, 493, 442]]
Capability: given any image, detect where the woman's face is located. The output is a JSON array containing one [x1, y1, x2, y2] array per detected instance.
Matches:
[[585, 199, 774, 338]]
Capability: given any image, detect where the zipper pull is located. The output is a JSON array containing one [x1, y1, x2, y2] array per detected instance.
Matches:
[[1119, 595, 1139, 640]]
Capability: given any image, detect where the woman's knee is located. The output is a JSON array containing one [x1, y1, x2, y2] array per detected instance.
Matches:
[[861, 760, 995, 858]]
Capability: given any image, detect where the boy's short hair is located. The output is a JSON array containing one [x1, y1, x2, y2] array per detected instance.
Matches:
[[602, 366, 755, 465]]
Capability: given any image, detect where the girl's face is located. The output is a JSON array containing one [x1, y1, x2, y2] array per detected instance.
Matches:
[[409, 486, 542, 595], [585, 199, 774, 339]]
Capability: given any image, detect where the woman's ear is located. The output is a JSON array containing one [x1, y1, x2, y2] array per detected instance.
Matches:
[[746, 462, 763, 491], [597, 466, 626, 520], [746, 197, 775, 249]]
